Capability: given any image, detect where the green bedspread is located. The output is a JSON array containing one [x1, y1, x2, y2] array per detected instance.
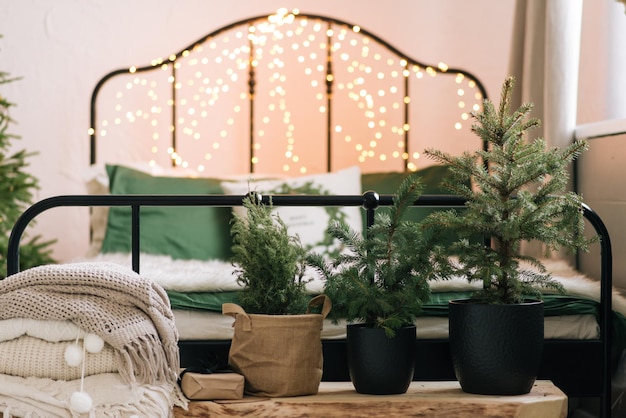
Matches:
[[167, 290, 601, 317], [166, 290, 626, 348]]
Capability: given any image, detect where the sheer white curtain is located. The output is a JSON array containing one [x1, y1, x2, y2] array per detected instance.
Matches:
[[577, 0, 626, 125], [509, 0, 626, 262], [507, 0, 583, 259], [508, 0, 584, 149], [605, 2, 626, 120]]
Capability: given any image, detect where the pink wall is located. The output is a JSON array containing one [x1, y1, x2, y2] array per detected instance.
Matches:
[[2, 0, 623, 263], [0, 1, 515, 262]]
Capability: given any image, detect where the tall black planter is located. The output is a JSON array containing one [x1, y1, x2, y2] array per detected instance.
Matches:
[[346, 324, 416, 395], [448, 299, 544, 395]]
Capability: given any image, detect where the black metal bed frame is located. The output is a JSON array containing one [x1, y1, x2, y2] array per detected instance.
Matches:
[[6, 10, 611, 417], [5, 192, 613, 417]]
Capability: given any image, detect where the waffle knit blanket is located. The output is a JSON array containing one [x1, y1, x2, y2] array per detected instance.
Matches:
[[0, 262, 180, 387]]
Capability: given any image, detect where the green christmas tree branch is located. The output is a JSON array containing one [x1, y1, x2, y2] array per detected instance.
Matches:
[[0, 64, 55, 277], [424, 76, 594, 304]]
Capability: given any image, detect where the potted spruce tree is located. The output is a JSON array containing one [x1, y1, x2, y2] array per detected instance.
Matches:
[[308, 174, 450, 395], [222, 193, 331, 397], [424, 76, 593, 395]]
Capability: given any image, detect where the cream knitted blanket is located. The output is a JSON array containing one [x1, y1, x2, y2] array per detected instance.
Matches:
[[0, 372, 174, 417], [0, 262, 180, 387]]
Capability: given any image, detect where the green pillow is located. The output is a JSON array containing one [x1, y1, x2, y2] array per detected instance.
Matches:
[[101, 165, 233, 260], [360, 164, 456, 231]]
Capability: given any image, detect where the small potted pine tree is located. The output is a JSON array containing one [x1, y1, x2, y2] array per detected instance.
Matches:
[[222, 193, 331, 397], [308, 174, 450, 395], [424, 76, 593, 395]]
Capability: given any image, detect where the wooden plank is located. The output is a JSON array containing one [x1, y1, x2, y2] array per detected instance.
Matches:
[[174, 380, 567, 418]]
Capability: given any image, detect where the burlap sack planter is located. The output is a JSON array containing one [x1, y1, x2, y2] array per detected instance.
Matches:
[[222, 294, 331, 397]]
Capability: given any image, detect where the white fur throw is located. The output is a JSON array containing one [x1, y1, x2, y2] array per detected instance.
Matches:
[[84, 253, 626, 317], [0, 318, 85, 343], [83, 252, 326, 293], [429, 258, 626, 316]]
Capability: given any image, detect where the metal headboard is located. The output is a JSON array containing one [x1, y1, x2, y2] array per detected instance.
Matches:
[[89, 10, 488, 176]]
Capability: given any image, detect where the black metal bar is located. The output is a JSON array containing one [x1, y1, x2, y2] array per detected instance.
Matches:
[[6, 193, 463, 276], [582, 203, 613, 418], [362, 191, 380, 235], [89, 68, 130, 165], [248, 36, 255, 173], [326, 21, 333, 173], [131, 205, 140, 273], [171, 61, 177, 167], [403, 60, 410, 171]]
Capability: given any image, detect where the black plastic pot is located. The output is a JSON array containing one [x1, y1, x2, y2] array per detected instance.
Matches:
[[346, 323, 416, 395], [448, 299, 544, 395]]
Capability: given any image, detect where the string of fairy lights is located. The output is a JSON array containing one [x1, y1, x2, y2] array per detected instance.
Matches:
[[93, 8, 482, 174]]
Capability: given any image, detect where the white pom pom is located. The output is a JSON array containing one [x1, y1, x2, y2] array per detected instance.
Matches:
[[64, 344, 83, 367], [84, 333, 104, 353], [70, 391, 93, 413]]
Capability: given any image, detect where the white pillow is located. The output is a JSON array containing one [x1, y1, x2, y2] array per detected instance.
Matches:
[[221, 166, 363, 256]]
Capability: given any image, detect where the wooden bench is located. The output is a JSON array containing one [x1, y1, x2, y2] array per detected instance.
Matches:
[[174, 380, 567, 417]]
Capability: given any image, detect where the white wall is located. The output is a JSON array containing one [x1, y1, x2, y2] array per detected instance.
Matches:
[[0, 0, 516, 262], [577, 1, 626, 290]]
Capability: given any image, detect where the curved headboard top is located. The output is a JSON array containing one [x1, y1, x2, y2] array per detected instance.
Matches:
[[90, 8, 487, 177]]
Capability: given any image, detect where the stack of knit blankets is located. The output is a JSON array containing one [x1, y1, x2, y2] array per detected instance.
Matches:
[[0, 262, 187, 417]]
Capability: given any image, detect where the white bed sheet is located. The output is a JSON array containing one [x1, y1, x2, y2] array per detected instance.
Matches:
[[172, 309, 600, 341]]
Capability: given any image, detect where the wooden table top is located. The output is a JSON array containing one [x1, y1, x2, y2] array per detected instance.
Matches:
[[174, 380, 567, 417]]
